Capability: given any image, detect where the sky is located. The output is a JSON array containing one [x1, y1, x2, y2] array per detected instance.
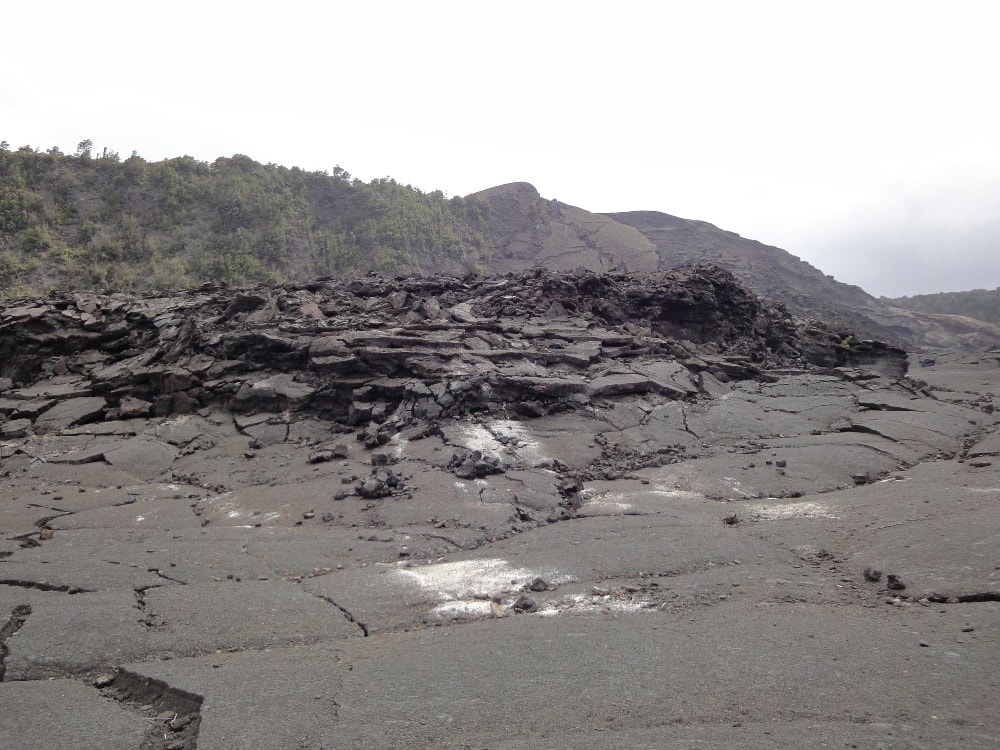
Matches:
[[3, 0, 999, 298]]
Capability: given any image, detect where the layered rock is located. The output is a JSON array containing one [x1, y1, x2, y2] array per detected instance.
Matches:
[[0, 267, 906, 445]]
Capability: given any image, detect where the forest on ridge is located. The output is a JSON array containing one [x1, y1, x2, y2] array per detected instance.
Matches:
[[0, 140, 502, 297]]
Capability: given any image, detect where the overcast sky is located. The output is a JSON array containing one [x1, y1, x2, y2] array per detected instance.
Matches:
[[3, 1, 998, 297]]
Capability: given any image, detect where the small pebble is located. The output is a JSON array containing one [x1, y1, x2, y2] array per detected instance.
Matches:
[[93, 674, 115, 688]]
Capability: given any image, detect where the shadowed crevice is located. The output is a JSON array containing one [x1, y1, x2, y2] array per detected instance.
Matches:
[[96, 669, 204, 750], [1, 604, 32, 681]]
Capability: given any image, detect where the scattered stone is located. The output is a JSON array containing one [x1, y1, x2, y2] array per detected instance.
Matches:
[[93, 673, 116, 688], [886, 574, 906, 591], [529, 577, 548, 592], [116, 395, 152, 418], [169, 714, 195, 731], [448, 448, 505, 479], [0, 418, 32, 438], [863, 567, 882, 583], [512, 595, 537, 613], [359, 422, 392, 449], [357, 467, 405, 498], [557, 478, 584, 497]]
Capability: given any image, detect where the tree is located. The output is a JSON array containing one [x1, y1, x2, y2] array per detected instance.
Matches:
[[76, 139, 93, 158]]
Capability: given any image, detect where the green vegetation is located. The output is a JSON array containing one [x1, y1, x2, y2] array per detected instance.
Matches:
[[884, 288, 1000, 326], [0, 142, 491, 296]]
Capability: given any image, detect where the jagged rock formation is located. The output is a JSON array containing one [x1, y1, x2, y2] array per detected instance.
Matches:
[[0, 267, 906, 443]]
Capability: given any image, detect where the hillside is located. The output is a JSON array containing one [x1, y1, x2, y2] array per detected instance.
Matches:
[[885, 288, 1000, 326], [603, 210, 1000, 351], [606, 211, 876, 327], [0, 145, 493, 293], [471, 183, 659, 273], [3, 144, 999, 351]]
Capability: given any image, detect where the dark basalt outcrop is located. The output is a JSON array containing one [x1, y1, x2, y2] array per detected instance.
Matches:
[[0, 266, 906, 447]]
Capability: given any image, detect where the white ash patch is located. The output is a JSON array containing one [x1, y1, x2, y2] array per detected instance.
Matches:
[[387, 434, 408, 456], [746, 501, 838, 520], [429, 600, 494, 619], [397, 558, 579, 623], [458, 424, 504, 455], [207, 494, 281, 523], [582, 487, 701, 512], [396, 558, 566, 600], [458, 420, 549, 466], [538, 593, 655, 616], [648, 487, 703, 500], [722, 477, 751, 498], [452, 479, 488, 493], [399, 559, 660, 622], [583, 497, 634, 512]]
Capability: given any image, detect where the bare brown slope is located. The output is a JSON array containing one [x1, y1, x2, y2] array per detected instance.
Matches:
[[608, 211, 879, 322], [471, 183, 659, 273]]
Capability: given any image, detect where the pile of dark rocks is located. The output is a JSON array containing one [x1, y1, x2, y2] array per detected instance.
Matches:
[[0, 266, 907, 445]]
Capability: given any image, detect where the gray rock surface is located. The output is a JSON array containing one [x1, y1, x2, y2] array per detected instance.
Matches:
[[1, 272, 998, 749]]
